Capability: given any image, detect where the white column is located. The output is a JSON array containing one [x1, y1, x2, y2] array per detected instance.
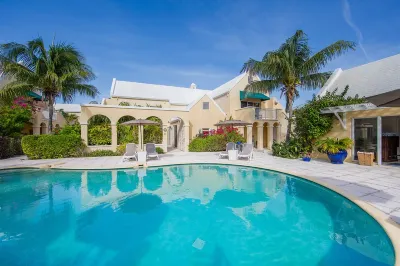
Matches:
[[111, 123, 117, 151], [257, 125, 263, 150], [267, 125, 274, 149], [184, 124, 190, 152], [162, 124, 169, 153], [276, 125, 282, 142], [246, 125, 253, 144], [33, 126, 40, 135], [377, 116, 382, 165], [81, 124, 88, 146]]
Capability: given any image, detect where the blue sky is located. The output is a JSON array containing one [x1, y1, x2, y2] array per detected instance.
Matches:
[[1, 0, 400, 106]]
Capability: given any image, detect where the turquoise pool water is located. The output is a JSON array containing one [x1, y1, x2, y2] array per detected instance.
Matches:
[[0, 164, 395, 266]]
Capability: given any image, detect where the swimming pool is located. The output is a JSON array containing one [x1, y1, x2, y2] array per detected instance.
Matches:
[[0, 164, 395, 265]]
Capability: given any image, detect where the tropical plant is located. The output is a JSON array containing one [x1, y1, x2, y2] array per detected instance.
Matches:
[[241, 30, 355, 141], [293, 86, 365, 151], [316, 137, 353, 154], [143, 116, 162, 144], [272, 138, 305, 159], [0, 37, 98, 133], [0, 100, 32, 137], [59, 109, 79, 125], [89, 100, 99, 104]]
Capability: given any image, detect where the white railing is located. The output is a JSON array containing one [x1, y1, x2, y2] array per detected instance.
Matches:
[[255, 108, 278, 120]]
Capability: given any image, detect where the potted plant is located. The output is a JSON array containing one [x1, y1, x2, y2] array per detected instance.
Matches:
[[316, 137, 353, 164]]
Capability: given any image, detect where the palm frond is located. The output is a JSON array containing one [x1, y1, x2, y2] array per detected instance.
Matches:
[[302, 40, 356, 74], [301, 72, 332, 90], [244, 79, 282, 94], [0, 81, 34, 101]]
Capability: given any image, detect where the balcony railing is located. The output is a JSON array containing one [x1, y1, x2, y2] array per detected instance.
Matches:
[[255, 108, 278, 120]]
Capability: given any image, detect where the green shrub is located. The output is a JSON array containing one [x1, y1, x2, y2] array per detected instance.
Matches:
[[22, 135, 85, 159], [88, 124, 111, 145], [189, 130, 245, 152], [156, 147, 164, 154], [189, 135, 226, 152], [58, 124, 81, 136], [0, 137, 23, 159], [272, 139, 305, 159], [84, 150, 119, 157]]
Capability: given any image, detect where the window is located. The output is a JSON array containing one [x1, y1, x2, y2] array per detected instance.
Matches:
[[203, 102, 210, 110], [241, 101, 260, 108]]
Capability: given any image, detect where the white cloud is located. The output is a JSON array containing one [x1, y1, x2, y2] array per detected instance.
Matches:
[[342, 0, 371, 61]]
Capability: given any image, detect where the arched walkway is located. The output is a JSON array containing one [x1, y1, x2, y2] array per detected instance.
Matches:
[[273, 122, 281, 142], [168, 117, 186, 151], [88, 115, 111, 146], [143, 116, 163, 144], [117, 116, 138, 145], [252, 122, 258, 148], [40, 122, 47, 135], [263, 122, 269, 148]]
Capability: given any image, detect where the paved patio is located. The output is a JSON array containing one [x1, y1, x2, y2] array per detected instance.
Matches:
[[1, 151, 400, 224]]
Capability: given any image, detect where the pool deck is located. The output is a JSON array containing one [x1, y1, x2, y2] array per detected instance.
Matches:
[[2, 151, 400, 264]]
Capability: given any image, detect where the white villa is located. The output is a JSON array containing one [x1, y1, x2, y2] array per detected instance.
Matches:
[[49, 73, 288, 152]]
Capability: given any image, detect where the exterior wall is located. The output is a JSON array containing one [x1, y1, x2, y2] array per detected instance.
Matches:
[[31, 101, 69, 134], [324, 107, 400, 161], [214, 94, 230, 116], [188, 94, 226, 139], [104, 97, 173, 108]]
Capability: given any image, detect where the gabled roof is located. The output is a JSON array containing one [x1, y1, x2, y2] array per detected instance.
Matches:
[[110, 78, 209, 105], [209, 73, 246, 99], [317, 53, 400, 98]]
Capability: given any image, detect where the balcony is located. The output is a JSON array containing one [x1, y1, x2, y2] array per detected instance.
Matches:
[[255, 108, 279, 120]]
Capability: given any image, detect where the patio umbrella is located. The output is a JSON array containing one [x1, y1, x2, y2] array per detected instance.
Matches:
[[121, 119, 160, 150], [214, 120, 252, 127]]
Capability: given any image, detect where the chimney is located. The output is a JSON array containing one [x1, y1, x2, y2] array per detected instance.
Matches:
[[190, 83, 197, 89]]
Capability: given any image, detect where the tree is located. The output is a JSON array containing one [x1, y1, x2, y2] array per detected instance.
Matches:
[[0, 98, 32, 137], [241, 30, 356, 142], [0, 37, 98, 133]]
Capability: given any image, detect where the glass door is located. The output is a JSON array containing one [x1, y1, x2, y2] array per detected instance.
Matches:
[[354, 118, 378, 161]]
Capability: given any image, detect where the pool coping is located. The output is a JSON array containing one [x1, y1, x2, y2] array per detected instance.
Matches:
[[2, 160, 400, 265]]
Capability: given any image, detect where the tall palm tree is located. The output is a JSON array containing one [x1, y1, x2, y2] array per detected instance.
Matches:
[[0, 37, 98, 132], [242, 30, 356, 142]]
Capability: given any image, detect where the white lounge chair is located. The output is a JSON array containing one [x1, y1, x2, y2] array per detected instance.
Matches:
[[219, 142, 236, 159], [146, 143, 159, 160], [123, 143, 138, 161], [238, 143, 253, 161]]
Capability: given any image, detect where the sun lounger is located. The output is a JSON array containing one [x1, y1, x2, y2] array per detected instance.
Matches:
[[122, 143, 138, 161], [146, 143, 159, 160], [219, 142, 236, 159], [238, 143, 253, 161]]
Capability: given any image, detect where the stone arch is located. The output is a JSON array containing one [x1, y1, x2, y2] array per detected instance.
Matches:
[[143, 116, 163, 144], [40, 122, 47, 135], [88, 114, 111, 146], [117, 115, 138, 145], [168, 117, 185, 151]]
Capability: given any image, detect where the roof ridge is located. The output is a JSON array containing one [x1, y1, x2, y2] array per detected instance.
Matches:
[[343, 53, 400, 72], [115, 79, 208, 91]]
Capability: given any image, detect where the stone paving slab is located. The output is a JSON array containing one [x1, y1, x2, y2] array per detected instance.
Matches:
[[1, 151, 400, 224]]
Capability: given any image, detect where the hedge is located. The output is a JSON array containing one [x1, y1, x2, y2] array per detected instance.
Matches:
[[84, 150, 120, 157], [22, 135, 85, 159], [0, 137, 23, 159], [189, 131, 246, 152]]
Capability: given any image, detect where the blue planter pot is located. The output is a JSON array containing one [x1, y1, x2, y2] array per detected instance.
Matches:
[[327, 150, 348, 164], [302, 157, 311, 162]]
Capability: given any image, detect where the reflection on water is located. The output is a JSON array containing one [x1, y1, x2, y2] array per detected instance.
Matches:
[[0, 165, 395, 266]]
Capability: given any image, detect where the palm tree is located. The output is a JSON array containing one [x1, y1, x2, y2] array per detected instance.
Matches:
[[241, 30, 356, 142], [0, 37, 98, 132]]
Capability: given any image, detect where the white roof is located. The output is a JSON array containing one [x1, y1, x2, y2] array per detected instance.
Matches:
[[317, 54, 400, 98], [54, 104, 81, 113], [209, 73, 246, 99], [110, 79, 209, 105]]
